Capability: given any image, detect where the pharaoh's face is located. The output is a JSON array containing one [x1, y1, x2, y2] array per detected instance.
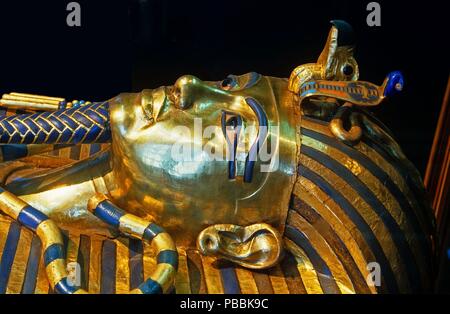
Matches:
[[108, 73, 298, 245]]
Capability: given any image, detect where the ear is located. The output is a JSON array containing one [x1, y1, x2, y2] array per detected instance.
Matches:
[[196, 223, 283, 269]]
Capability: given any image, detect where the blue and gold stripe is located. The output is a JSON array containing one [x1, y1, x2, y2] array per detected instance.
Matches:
[[294, 115, 434, 293], [87, 193, 178, 294], [0, 186, 86, 294]]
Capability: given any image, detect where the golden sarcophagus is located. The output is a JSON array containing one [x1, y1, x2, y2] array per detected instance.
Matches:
[[0, 20, 434, 294]]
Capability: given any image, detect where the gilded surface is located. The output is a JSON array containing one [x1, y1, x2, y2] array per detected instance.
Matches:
[[0, 20, 435, 294]]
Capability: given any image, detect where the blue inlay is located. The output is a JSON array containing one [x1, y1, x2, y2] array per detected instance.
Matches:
[[54, 277, 79, 294], [59, 114, 79, 130], [1, 144, 28, 161], [157, 250, 178, 270], [94, 200, 125, 228], [100, 240, 116, 294], [35, 131, 46, 144], [383, 71, 404, 97], [35, 116, 52, 132], [72, 127, 87, 144], [221, 111, 242, 180], [299, 165, 399, 293], [0, 222, 21, 293], [23, 118, 42, 133], [361, 133, 431, 227], [2, 120, 16, 134], [302, 128, 432, 262], [73, 112, 93, 128], [243, 72, 261, 89], [89, 143, 101, 156], [58, 128, 73, 143], [302, 145, 422, 292], [143, 223, 165, 241], [44, 243, 65, 266], [46, 130, 60, 143], [129, 239, 144, 290], [285, 225, 341, 293], [23, 132, 36, 144], [17, 206, 49, 231], [244, 97, 268, 183], [22, 235, 42, 293], [139, 278, 162, 294], [219, 266, 241, 294], [84, 125, 101, 143]]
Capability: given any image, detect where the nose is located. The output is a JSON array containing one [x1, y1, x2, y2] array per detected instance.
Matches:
[[171, 75, 201, 110]]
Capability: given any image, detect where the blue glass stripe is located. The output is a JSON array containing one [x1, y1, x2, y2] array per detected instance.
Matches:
[[44, 243, 65, 266], [96, 130, 112, 143], [2, 120, 16, 134], [100, 240, 116, 294], [0, 133, 9, 143], [77, 235, 90, 290], [46, 130, 60, 143], [138, 278, 162, 294], [72, 128, 87, 144], [361, 133, 434, 234], [290, 197, 371, 293], [72, 112, 93, 128], [302, 145, 422, 292], [54, 277, 79, 294], [1, 144, 28, 161], [157, 250, 178, 270], [23, 132, 36, 144], [94, 201, 124, 228], [35, 116, 52, 132], [244, 97, 268, 183], [85, 109, 107, 125], [89, 143, 101, 156], [0, 222, 21, 293], [23, 117, 41, 133], [302, 128, 432, 268], [58, 128, 72, 143], [219, 266, 241, 294], [10, 133, 22, 143], [83, 126, 101, 144], [59, 114, 78, 130], [244, 72, 261, 88], [129, 239, 144, 290], [143, 223, 164, 242], [299, 165, 399, 293], [22, 235, 42, 294], [17, 206, 48, 231], [285, 225, 341, 294], [35, 131, 46, 144]]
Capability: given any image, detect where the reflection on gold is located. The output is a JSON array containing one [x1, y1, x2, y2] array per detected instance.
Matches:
[[0, 20, 433, 294]]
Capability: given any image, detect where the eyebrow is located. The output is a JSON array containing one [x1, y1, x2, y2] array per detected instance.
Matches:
[[243, 72, 262, 89], [243, 97, 268, 183]]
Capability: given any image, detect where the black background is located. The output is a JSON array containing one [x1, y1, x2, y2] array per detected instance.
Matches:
[[0, 0, 448, 176]]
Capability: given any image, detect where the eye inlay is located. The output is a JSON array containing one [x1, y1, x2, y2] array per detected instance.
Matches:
[[221, 77, 233, 88], [342, 64, 354, 76], [219, 75, 238, 91], [221, 111, 242, 180]]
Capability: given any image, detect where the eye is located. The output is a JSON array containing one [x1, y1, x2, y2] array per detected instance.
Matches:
[[342, 64, 354, 76], [220, 75, 238, 91]]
